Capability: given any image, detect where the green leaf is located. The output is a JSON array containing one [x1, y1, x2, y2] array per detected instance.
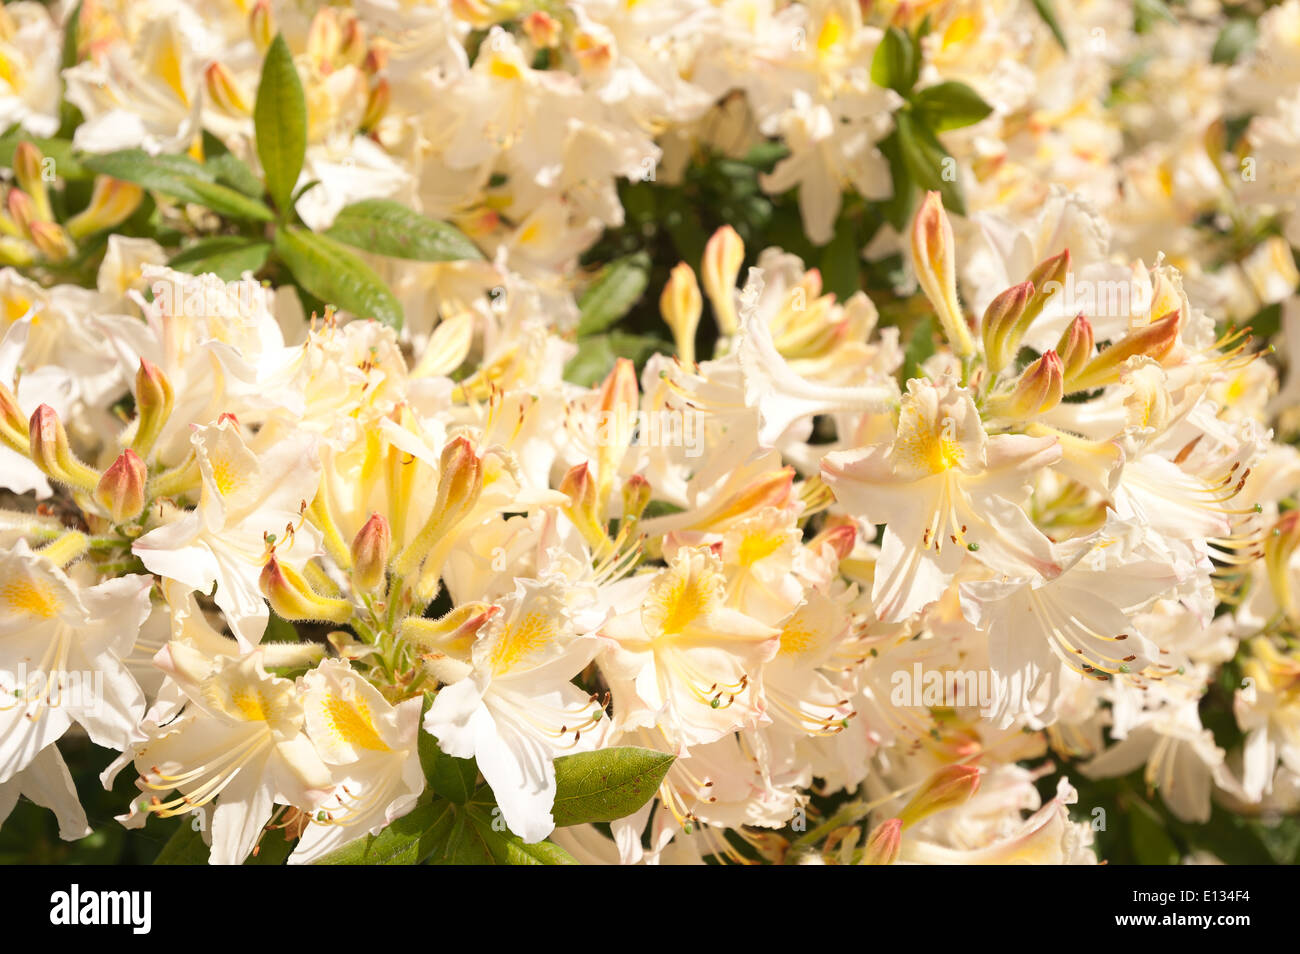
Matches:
[[876, 130, 917, 232], [895, 111, 965, 216], [81, 149, 273, 221], [1134, 0, 1175, 33], [911, 82, 994, 132], [314, 797, 576, 865], [152, 821, 210, 865], [273, 225, 404, 328], [315, 798, 456, 865], [202, 134, 266, 198], [254, 33, 308, 218], [1030, 0, 1068, 51], [1212, 19, 1257, 66], [419, 698, 478, 804], [326, 199, 483, 263], [168, 236, 271, 281], [460, 803, 577, 865], [819, 218, 860, 302], [563, 331, 667, 387], [550, 746, 675, 827], [576, 252, 650, 336], [871, 26, 918, 95], [1128, 801, 1179, 865]]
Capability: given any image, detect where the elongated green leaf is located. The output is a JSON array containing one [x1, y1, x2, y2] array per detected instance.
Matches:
[[911, 82, 994, 132], [895, 111, 965, 216], [81, 149, 273, 221], [152, 821, 210, 865], [169, 237, 270, 281], [326, 199, 483, 262], [550, 746, 675, 827], [254, 33, 307, 218], [876, 130, 917, 232], [576, 252, 650, 336], [870, 26, 917, 95], [1030, 0, 1068, 51], [273, 225, 404, 328]]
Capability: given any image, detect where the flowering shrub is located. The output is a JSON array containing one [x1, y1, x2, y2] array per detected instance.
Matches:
[[1, 0, 1299, 866]]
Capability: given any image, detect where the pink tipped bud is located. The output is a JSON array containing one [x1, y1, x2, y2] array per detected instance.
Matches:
[[13, 142, 52, 221], [861, 818, 902, 865], [660, 262, 703, 364], [523, 10, 561, 48], [621, 473, 652, 522], [361, 78, 390, 131], [811, 521, 857, 562], [350, 513, 391, 593], [996, 349, 1064, 419], [980, 280, 1034, 374], [249, 0, 274, 51], [29, 404, 99, 490], [898, 764, 981, 829], [701, 225, 745, 335], [94, 449, 147, 523], [131, 358, 174, 458], [1067, 310, 1182, 392], [205, 62, 251, 116], [28, 221, 73, 262], [1055, 313, 1094, 380], [260, 555, 353, 624], [910, 192, 974, 357]]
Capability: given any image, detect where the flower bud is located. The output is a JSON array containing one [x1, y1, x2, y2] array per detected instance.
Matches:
[[361, 78, 390, 131], [13, 142, 52, 222], [622, 473, 652, 523], [249, 0, 274, 51], [29, 404, 100, 491], [560, 461, 605, 548], [993, 350, 1064, 419], [979, 281, 1033, 374], [6, 188, 35, 238], [131, 358, 174, 458], [350, 512, 391, 593], [205, 62, 251, 116], [1066, 310, 1181, 392], [66, 177, 144, 240], [339, 17, 367, 66], [523, 10, 561, 48], [434, 435, 484, 525], [94, 449, 146, 523], [260, 555, 354, 624], [860, 818, 902, 865], [701, 225, 744, 336], [910, 191, 974, 358], [660, 262, 702, 365], [1020, 249, 1070, 327], [897, 764, 981, 829], [28, 221, 73, 262], [1055, 313, 1094, 380], [809, 520, 857, 562]]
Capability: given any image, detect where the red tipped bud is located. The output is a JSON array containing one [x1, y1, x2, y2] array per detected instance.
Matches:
[[94, 449, 146, 523]]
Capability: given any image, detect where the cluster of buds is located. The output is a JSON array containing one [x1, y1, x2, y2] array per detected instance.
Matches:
[[0, 142, 142, 267], [910, 191, 1191, 420]]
